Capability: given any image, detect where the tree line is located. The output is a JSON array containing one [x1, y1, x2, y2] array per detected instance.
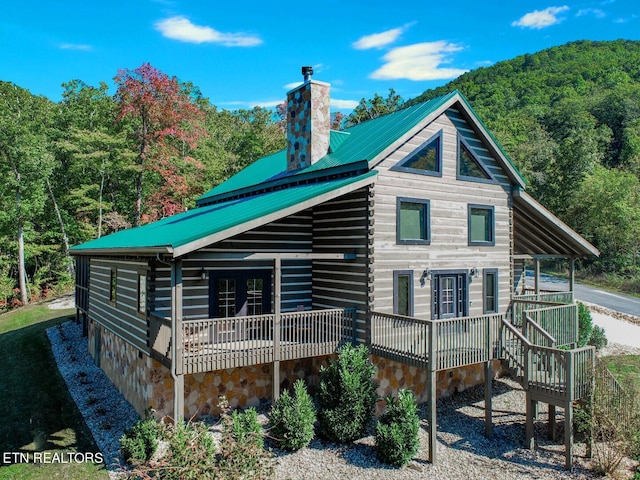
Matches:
[[1, 39, 639, 307], [0, 63, 286, 307], [356, 40, 640, 290]]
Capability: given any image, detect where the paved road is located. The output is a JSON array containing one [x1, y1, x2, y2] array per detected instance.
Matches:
[[525, 272, 640, 317]]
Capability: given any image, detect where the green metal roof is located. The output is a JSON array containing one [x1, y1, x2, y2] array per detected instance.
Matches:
[[71, 171, 377, 257], [197, 92, 462, 205]]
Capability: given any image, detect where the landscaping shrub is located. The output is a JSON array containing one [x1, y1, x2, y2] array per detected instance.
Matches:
[[375, 389, 420, 467], [588, 325, 608, 351], [162, 419, 217, 480], [119, 414, 162, 465], [316, 343, 378, 443], [577, 302, 593, 347], [269, 379, 316, 451], [218, 406, 273, 479]]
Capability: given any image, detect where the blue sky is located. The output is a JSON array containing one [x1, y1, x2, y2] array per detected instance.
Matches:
[[1, 0, 638, 112]]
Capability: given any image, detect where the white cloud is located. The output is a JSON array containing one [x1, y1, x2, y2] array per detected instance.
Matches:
[[369, 41, 467, 81], [155, 16, 262, 46], [250, 99, 284, 108], [511, 6, 570, 29], [60, 43, 92, 51], [284, 82, 302, 90], [331, 99, 359, 109], [577, 8, 606, 18], [353, 26, 407, 50]]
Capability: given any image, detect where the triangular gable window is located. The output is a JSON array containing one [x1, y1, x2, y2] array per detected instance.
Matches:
[[458, 140, 492, 181], [392, 131, 442, 177]]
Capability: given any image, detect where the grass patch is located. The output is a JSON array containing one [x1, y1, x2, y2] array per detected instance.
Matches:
[[0, 302, 107, 479], [605, 355, 640, 392]]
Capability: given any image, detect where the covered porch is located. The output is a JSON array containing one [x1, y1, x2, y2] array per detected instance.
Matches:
[[149, 250, 364, 421]]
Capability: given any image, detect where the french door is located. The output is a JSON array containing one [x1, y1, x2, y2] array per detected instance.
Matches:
[[432, 271, 468, 320], [209, 270, 272, 318]]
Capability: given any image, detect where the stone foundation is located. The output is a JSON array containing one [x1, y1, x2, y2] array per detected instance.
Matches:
[[89, 321, 503, 420], [88, 321, 332, 419], [372, 354, 504, 406]]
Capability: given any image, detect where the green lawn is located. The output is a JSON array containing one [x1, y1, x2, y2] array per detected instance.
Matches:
[[0, 303, 108, 479], [605, 355, 640, 393]]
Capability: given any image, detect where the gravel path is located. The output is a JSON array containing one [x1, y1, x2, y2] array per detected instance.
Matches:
[[46, 320, 139, 470], [47, 317, 636, 479]]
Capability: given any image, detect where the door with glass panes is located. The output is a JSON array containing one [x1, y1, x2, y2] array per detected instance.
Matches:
[[208, 271, 272, 343], [209, 271, 272, 318], [432, 271, 468, 320]]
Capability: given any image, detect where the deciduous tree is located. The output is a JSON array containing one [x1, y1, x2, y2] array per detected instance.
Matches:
[[114, 63, 206, 225]]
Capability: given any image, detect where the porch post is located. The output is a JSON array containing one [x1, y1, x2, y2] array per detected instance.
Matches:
[[534, 258, 540, 295], [484, 316, 493, 438], [272, 257, 281, 403], [427, 321, 437, 463], [484, 360, 492, 438], [525, 393, 535, 449], [171, 259, 184, 422], [568, 257, 575, 294], [565, 401, 574, 470]]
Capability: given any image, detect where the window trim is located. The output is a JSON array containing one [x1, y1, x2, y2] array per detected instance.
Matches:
[[396, 197, 431, 245], [391, 130, 443, 177], [483, 268, 499, 314], [393, 270, 414, 317], [468, 204, 495, 246], [456, 135, 496, 184], [137, 270, 148, 317], [109, 267, 117, 305]]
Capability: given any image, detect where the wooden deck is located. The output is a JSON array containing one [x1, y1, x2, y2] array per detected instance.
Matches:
[[151, 308, 356, 374]]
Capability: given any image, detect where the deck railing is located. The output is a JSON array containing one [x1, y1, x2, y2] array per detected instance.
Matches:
[[522, 314, 556, 348], [500, 317, 594, 401], [521, 290, 575, 304], [180, 308, 355, 374], [149, 313, 172, 365], [526, 304, 578, 347], [370, 312, 502, 371], [511, 291, 574, 327]]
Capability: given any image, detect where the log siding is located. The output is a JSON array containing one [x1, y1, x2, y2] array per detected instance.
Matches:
[[371, 108, 512, 320]]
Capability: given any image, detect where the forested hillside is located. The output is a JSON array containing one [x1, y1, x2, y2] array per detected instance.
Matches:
[[1, 40, 639, 307], [0, 64, 286, 307], [407, 40, 640, 288]]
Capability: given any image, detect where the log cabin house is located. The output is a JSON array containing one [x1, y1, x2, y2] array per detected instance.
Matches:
[[71, 67, 600, 469]]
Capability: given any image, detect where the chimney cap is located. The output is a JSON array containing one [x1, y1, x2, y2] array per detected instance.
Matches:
[[302, 66, 313, 81]]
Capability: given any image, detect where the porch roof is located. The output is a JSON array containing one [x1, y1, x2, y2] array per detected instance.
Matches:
[[512, 188, 599, 258], [70, 170, 377, 258]]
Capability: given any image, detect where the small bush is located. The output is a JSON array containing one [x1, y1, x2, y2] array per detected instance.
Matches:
[[375, 389, 420, 467], [588, 325, 608, 351], [218, 406, 273, 479], [119, 414, 162, 465], [269, 379, 316, 451], [162, 419, 217, 480], [577, 302, 593, 347], [317, 343, 378, 443]]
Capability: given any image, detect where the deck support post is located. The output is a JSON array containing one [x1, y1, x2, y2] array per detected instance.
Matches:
[[525, 394, 535, 450], [484, 360, 492, 438], [548, 404, 557, 440], [171, 259, 184, 422], [272, 257, 282, 403], [533, 258, 540, 295], [427, 321, 437, 463], [565, 401, 574, 470], [568, 257, 575, 294]]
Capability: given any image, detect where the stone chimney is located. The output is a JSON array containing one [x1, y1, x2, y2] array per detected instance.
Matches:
[[286, 66, 330, 171]]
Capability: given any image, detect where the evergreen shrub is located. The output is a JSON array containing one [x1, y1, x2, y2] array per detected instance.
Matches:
[[316, 343, 378, 443], [269, 379, 316, 450]]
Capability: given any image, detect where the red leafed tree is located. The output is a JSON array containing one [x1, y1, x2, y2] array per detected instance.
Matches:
[[114, 63, 206, 226]]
